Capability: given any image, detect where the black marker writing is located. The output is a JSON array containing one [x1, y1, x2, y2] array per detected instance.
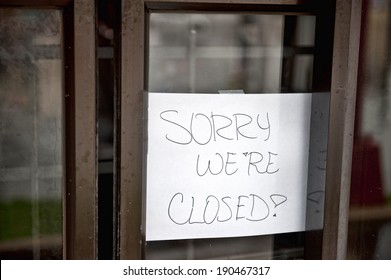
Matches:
[[196, 151, 279, 177], [257, 112, 271, 141], [196, 152, 238, 176], [167, 192, 271, 225], [233, 114, 257, 140], [160, 110, 271, 145], [246, 151, 279, 175], [160, 110, 192, 145]]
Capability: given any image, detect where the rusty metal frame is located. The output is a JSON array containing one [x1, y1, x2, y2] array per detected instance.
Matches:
[[321, 0, 362, 259], [64, 0, 97, 259], [119, 0, 361, 260]]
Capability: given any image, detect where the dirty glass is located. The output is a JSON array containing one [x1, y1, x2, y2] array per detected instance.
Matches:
[[146, 13, 322, 259], [348, 0, 391, 259], [0, 9, 63, 259], [149, 14, 315, 94]]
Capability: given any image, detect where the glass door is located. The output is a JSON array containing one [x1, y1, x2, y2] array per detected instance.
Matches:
[[118, 0, 361, 260]]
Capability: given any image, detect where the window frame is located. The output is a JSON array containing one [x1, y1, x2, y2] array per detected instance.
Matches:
[[0, 0, 97, 259]]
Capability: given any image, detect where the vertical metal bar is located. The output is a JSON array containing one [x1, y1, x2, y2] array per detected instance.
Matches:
[[119, 0, 145, 259], [111, 0, 122, 260], [64, 0, 97, 259], [303, 0, 335, 260], [322, 0, 362, 259]]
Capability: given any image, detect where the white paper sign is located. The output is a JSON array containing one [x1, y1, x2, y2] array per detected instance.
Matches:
[[145, 93, 312, 241]]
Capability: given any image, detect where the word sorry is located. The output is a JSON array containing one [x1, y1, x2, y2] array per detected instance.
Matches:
[[160, 110, 271, 145]]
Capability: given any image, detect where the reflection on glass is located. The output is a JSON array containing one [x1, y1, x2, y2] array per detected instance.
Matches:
[[348, 0, 391, 259], [149, 14, 315, 94], [0, 9, 63, 259], [147, 13, 317, 259]]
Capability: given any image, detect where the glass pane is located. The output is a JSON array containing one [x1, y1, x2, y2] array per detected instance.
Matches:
[[146, 13, 325, 260], [348, 0, 391, 259], [149, 14, 315, 94], [0, 9, 63, 259]]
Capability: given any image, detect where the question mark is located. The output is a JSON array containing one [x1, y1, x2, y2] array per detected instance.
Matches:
[[270, 194, 287, 217]]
